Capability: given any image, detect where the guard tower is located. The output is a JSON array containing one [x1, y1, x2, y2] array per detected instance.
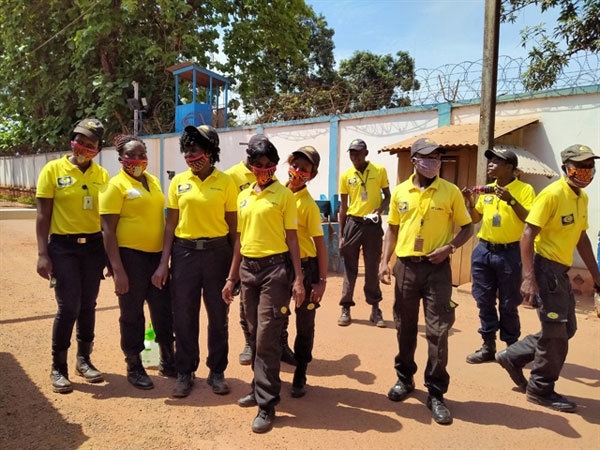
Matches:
[[166, 62, 230, 131]]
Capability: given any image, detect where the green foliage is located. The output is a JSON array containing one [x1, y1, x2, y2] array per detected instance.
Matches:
[[502, 0, 600, 90]]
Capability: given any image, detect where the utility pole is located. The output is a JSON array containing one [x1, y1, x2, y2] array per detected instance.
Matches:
[[478, 0, 501, 186], [132, 81, 140, 137]]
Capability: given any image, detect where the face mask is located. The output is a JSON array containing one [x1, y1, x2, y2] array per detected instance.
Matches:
[[121, 158, 148, 178], [567, 166, 595, 188], [251, 165, 277, 185], [288, 167, 311, 189], [71, 141, 98, 164], [185, 153, 209, 172], [414, 157, 441, 179]]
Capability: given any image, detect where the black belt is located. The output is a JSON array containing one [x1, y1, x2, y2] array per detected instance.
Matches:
[[174, 236, 229, 251], [348, 215, 379, 225], [50, 232, 102, 244], [480, 239, 520, 252], [398, 256, 431, 264], [243, 253, 289, 272]]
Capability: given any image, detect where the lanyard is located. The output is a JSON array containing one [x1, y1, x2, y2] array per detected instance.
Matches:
[[354, 169, 369, 191]]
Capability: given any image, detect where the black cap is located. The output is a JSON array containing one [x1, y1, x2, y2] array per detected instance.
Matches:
[[348, 139, 367, 151], [184, 125, 219, 150], [411, 138, 442, 156], [73, 118, 104, 142], [485, 147, 518, 168]]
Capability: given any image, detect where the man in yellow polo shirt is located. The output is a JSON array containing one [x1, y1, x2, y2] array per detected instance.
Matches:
[[379, 138, 473, 425], [496, 144, 600, 413], [337, 138, 391, 327], [462, 148, 535, 364]]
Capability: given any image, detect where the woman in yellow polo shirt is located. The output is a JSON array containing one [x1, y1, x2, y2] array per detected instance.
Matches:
[[152, 125, 237, 399], [36, 118, 108, 394], [99, 135, 175, 390], [222, 134, 305, 434], [285, 146, 328, 399]]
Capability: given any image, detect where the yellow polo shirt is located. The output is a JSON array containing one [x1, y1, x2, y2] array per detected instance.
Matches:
[[339, 162, 389, 216], [99, 170, 165, 253], [167, 168, 237, 239], [36, 155, 109, 235], [476, 178, 535, 243], [388, 174, 472, 257], [225, 161, 255, 192], [237, 180, 298, 258], [294, 187, 324, 258], [527, 177, 589, 267]]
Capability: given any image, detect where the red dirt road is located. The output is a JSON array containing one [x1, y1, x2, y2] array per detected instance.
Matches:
[[1, 217, 599, 449]]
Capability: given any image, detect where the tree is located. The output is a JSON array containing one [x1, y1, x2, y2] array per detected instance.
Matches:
[[338, 51, 419, 113], [502, 0, 600, 90]]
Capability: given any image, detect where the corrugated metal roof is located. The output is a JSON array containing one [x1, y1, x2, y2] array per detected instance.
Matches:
[[379, 117, 558, 178], [380, 117, 539, 153], [491, 144, 558, 178]]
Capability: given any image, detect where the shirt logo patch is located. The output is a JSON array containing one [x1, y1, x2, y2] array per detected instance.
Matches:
[[240, 199, 248, 209], [239, 182, 250, 191], [126, 188, 142, 199], [348, 177, 359, 186], [483, 195, 494, 204], [561, 214, 574, 226], [177, 183, 192, 194], [57, 176, 73, 187], [397, 201, 408, 212]]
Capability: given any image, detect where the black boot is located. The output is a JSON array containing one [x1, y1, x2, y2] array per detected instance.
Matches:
[[158, 342, 176, 378], [125, 354, 154, 390], [280, 327, 296, 366], [291, 362, 307, 398], [50, 350, 72, 394], [466, 338, 496, 364], [76, 341, 104, 383]]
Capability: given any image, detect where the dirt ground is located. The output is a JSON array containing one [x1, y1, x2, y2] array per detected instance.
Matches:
[[1, 214, 599, 449]]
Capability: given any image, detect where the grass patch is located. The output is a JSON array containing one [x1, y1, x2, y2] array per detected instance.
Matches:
[[0, 194, 36, 206]]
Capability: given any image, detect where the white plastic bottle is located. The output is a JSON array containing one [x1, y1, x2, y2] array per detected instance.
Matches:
[[141, 322, 160, 369]]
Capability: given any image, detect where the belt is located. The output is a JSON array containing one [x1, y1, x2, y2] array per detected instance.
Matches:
[[348, 215, 379, 225], [480, 239, 520, 252], [50, 232, 102, 244], [243, 253, 289, 272], [174, 236, 229, 251], [398, 256, 431, 264]]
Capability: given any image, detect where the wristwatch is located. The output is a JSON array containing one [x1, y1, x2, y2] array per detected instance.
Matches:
[[508, 198, 517, 206]]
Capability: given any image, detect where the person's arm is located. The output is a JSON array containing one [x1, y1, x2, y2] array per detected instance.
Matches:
[[101, 214, 128, 295], [338, 193, 348, 249], [379, 223, 399, 285], [427, 222, 474, 264], [151, 208, 179, 289], [576, 231, 600, 289], [310, 235, 328, 303], [520, 223, 541, 306], [36, 197, 53, 280], [286, 229, 305, 308], [375, 186, 391, 216], [496, 186, 529, 222], [461, 187, 482, 224], [222, 232, 242, 305]]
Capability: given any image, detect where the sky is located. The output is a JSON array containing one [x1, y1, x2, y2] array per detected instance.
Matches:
[[306, 0, 558, 71]]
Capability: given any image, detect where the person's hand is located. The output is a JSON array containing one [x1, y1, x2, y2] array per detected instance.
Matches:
[[36, 254, 52, 280], [292, 277, 305, 308], [112, 268, 129, 295], [310, 279, 326, 303], [151, 263, 169, 289], [378, 263, 391, 285], [222, 279, 236, 305], [338, 236, 344, 250], [461, 186, 475, 206], [520, 276, 539, 307], [495, 185, 513, 203], [426, 245, 452, 265]]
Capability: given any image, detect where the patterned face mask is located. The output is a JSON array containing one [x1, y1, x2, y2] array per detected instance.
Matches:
[[414, 157, 442, 179], [71, 141, 98, 164], [288, 167, 311, 189], [121, 158, 148, 178], [185, 153, 209, 172], [251, 165, 277, 185], [567, 166, 595, 188]]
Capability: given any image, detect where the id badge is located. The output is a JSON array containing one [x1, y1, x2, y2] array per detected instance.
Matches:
[[361, 190, 368, 201], [83, 195, 93, 210], [492, 213, 502, 227], [413, 236, 424, 252]]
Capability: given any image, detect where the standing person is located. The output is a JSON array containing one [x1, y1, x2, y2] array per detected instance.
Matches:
[[100, 135, 175, 390], [225, 153, 296, 367], [496, 144, 600, 412], [152, 125, 237, 398], [285, 146, 328, 398], [462, 148, 535, 363], [337, 138, 391, 327], [379, 138, 473, 425], [36, 118, 108, 393], [222, 134, 304, 434]]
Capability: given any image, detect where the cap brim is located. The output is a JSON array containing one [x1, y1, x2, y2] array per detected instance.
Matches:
[[567, 154, 600, 162], [412, 145, 442, 156], [293, 150, 318, 168], [73, 126, 100, 141]]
